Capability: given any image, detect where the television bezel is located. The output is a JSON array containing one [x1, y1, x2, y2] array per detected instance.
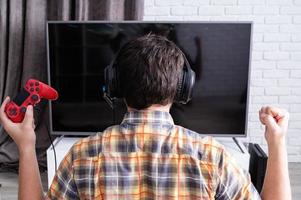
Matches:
[[46, 21, 253, 137]]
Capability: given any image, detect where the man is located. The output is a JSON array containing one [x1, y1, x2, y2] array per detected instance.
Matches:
[[0, 35, 291, 199]]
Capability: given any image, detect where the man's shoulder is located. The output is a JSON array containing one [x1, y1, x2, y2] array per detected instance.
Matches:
[[173, 125, 226, 160], [174, 125, 225, 150], [75, 124, 120, 142], [69, 125, 120, 159], [68, 124, 226, 162]]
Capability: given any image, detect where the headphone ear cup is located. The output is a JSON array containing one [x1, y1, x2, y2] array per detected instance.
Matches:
[[104, 63, 122, 98], [175, 67, 195, 104], [104, 65, 112, 95], [113, 63, 122, 98], [183, 68, 195, 103], [175, 72, 184, 102]]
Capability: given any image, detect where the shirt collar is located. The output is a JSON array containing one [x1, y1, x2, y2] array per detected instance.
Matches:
[[121, 110, 174, 126]]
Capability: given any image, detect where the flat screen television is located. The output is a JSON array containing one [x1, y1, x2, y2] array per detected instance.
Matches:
[[47, 22, 252, 137]]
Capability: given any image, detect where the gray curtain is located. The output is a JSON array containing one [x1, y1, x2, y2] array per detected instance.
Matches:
[[0, 0, 144, 171]]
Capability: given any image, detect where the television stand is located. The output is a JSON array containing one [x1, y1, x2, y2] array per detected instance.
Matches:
[[232, 137, 245, 153], [46, 136, 250, 188], [215, 137, 250, 170]]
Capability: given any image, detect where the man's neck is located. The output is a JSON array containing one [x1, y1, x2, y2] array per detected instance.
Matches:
[[127, 104, 171, 113]]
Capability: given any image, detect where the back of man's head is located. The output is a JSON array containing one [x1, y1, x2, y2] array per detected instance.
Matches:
[[116, 34, 184, 110]]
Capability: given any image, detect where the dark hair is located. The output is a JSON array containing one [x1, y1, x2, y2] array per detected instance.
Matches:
[[116, 34, 184, 110]]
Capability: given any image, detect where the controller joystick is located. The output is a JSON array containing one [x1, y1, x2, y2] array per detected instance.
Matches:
[[4, 79, 58, 123], [31, 95, 39, 101]]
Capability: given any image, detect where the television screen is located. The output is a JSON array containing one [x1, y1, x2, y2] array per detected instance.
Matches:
[[47, 22, 252, 136]]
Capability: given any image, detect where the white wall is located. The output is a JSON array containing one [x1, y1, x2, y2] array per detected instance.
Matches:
[[143, 0, 301, 162]]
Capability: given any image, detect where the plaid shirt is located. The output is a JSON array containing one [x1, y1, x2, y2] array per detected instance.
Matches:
[[46, 110, 261, 200]]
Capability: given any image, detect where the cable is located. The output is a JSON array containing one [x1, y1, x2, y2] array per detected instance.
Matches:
[[113, 99, 116, 124], [102, 89, 116, 124], [35, 100, 57, 172], [46, 123, 57, 171]]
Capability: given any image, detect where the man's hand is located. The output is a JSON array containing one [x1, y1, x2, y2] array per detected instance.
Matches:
[[259, 106, 289, 146], [0, 96, 36, 150], [0, 97, 44, 200], [259, 106, 291, 200]]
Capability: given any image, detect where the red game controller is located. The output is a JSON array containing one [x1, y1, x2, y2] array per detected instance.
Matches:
[[4, 79, 58, 123]]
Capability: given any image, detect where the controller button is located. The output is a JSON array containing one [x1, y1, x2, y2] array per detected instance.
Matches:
[[20, 107, 27, 113], [36, 88, 40, 92], [30, 88, 34, 92], [30, 83, 34, 87], [31, 95, 39, 101], [11, 108, 17, 115], [35, 82, 39, 86]]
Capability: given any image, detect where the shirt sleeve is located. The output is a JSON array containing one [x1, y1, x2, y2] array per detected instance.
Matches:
[[215, 149, 262, 200], [45, 150, 79, 200]]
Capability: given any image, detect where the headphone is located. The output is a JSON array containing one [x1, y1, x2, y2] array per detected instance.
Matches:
[[103, 50, 195, 105]]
